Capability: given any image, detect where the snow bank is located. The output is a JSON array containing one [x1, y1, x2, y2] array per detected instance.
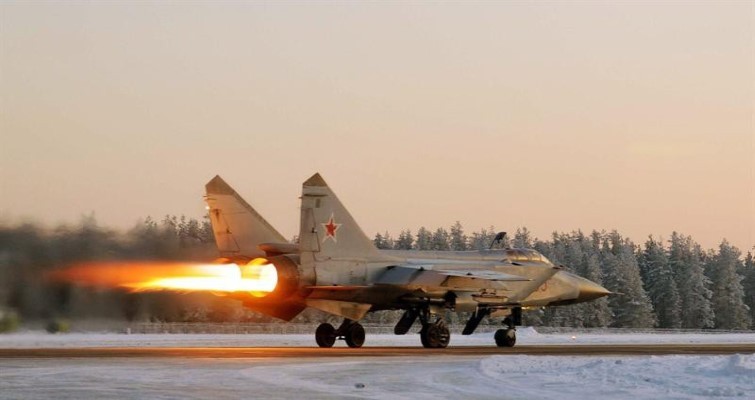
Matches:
[[479, 354, 755, 399]]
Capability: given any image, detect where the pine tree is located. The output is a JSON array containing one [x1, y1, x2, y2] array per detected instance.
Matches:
[[469, 227, 499, 250], [600, 231, 656, 328], [395, 230, 414, 250], [178, 217, 203, 248], [668, 232, 714, 329], [431, 228, 450, 251], [573, 231, 611, 327], [199, 215, 214, 244], [706, 240, 751, 329], [540, 231, 610, 327], [415, 227, 432, 250], [449, 221, 468, 251], [373, 232, 386, 249], [382, 231, 395, 250], [640, 236, 681, 328], [581, 252, 612, 327], [742, 251, 755, 328], [537, 232, 579, 326], [512, 227, 534, 248]]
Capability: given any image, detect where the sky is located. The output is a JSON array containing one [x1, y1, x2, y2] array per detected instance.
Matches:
[[1, 1, 753, 252]]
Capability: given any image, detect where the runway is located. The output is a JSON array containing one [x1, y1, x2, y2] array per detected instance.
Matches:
[[2, 343, 753, 359]]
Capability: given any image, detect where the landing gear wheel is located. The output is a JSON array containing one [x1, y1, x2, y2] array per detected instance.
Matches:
[[420, 326, 430, 348], [494, 328, 516, 347], [420, 321, 450, 349], [344, 323, 365, 348], [315, 323, 336, 348]]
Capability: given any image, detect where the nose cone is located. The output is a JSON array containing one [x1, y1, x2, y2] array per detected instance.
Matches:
[[576, 277, 612, 302]]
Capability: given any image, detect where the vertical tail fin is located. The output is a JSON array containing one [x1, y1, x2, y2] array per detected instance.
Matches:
[[205, 175, 287, 258], [298, 173, 380, 260]]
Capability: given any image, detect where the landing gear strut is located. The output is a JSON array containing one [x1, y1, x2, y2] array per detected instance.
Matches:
[[315, 320, 365, 348], [394, 309, 419, 335]]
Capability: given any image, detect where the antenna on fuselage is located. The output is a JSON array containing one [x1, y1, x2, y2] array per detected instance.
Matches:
[[489, 231, 507, 250]]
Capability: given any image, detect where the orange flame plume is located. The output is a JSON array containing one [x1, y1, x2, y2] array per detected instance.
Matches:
[[47, 259, 277, 297]]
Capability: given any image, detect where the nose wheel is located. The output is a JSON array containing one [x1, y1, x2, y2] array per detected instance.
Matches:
[[315, 320, 365, 348]]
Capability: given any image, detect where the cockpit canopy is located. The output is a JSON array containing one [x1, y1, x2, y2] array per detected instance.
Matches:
[[503, 248, 551, 264]]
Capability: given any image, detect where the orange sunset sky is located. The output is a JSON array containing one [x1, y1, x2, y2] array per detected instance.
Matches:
[[1, 2, 753, 252]]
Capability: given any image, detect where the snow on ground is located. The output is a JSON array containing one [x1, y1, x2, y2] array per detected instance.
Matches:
[[1, 354, 754, 399], [1, 330, 754, 399], [2, 327, 755, 348]]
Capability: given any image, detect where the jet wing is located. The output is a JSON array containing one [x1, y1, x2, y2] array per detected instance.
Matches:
[[435, 269, 531, 281], [374, 265, 529, 287]]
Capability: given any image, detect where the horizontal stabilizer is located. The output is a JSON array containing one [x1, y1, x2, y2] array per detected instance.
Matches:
[[241, 300, 305, 321]]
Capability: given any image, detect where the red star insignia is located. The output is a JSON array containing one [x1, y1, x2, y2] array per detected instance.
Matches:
[[322, 213, 342, 243]]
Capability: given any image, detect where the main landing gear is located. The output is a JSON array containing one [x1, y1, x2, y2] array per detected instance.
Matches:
[[315, 319, 365, 348], [397, 308, 450, 348], [316, 306, 520, 349], [420, 319, 450, 348]]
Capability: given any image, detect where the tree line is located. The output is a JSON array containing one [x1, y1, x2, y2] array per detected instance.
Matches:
[[0, 217, 753, 329]]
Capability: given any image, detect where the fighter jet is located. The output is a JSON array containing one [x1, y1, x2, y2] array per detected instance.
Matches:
[[204, 173, 611, 348]]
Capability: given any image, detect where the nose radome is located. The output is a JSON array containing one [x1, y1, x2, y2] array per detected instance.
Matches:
[[576, 278, 612, 302]]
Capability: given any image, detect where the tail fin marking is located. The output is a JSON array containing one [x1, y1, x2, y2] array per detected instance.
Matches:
[[298, 173, 380, 260]]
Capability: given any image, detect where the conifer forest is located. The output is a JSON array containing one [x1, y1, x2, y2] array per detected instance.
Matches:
[[1, 216, 753, 330]]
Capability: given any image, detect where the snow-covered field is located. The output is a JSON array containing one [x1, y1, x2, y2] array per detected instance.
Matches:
[[1, 330, 754, 400]]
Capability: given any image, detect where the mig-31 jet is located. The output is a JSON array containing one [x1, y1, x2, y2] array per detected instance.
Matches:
[[204, 173, 611, 349]]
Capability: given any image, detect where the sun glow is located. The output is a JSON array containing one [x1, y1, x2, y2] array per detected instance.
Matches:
[[48, 259, 278, 296]]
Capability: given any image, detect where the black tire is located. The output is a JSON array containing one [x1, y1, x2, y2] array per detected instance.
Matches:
[[315, 323, 336, 348], [344, 323, 365, 348], [420, 321, 450, 349], [419, 326, 430, 348], [494, 328, 516, 347]]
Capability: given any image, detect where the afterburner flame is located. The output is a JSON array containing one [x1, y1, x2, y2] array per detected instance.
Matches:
[[48, 259, 278, 296], [127, 263, 277, 294]]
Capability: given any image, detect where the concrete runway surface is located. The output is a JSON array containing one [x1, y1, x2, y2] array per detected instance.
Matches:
[[2, 343, 754, 359]]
